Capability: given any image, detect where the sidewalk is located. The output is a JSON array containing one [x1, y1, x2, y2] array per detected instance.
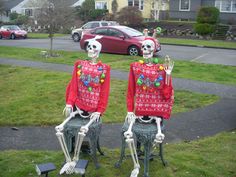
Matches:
[[0, 58, 236, 150]]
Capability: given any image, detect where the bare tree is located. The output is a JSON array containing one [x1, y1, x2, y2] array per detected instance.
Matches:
[[0, 0, 5, 15], [116, 6, 143, 27], [111, 0, 118, 15], [29, 0, 75, 57]]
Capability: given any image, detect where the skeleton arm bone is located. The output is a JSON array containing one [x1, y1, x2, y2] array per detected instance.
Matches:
[[55, 109, 80, 132], [154, 117, 165, 144], [124, 112, 136, 138], [164, 55, 174, 86]]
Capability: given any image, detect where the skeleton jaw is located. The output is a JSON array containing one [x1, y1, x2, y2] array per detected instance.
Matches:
[[143, 51, 153, 61], [88, 50, 99, 59]]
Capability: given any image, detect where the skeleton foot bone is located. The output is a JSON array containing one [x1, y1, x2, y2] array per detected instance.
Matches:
[[130, 167, 140, 177], [59, 161, 76, 175]]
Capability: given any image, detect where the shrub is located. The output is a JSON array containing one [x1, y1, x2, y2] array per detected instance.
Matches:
[[116, 6, 143, 27], [197, 7, 219, 24], [194, 23, 215, 35]]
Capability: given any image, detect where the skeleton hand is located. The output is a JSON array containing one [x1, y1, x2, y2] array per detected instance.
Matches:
[[124, 130, 133, 139], [63, 104, 73, 118], [90, 112, 101, 122], [55, 124, 64, 132], [164, 56, 174, 86], [125, 112, 136, 124], [164, 55, 174, 75], [80, 125, 89, 134], [154, 132, 165, 144]]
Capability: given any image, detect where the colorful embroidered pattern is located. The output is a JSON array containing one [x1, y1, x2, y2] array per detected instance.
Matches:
[[77, 62, 106, 92]]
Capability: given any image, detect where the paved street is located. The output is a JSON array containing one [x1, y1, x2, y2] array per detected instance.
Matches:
[[1, 37, 236, 66]]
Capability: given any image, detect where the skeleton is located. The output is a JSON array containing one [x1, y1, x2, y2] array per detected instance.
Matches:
[[55, 36, 104, 175], [124, 39, 174, 177]]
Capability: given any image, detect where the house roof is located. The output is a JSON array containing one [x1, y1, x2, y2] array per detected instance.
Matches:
[[2, 0, 24, 10], [62, 0, 80, 7]]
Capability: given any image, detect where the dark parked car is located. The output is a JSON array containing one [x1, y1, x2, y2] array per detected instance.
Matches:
[[80, 26, 161, 56], [0, 25, 27, 39]]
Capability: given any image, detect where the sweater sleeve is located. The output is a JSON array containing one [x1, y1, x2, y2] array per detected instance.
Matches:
[[66, 61, 80, 106], [97, 65, 110, 114], [127, 64, 136, 112], [162, 74, 174, 100]]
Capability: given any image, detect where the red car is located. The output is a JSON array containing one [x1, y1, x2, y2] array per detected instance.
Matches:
[[0, 25, 27, 39], [80, 26, 161, 56]]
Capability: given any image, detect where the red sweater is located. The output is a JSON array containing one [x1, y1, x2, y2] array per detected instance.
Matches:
[[66, 60, 110, 114], [127, 62, 174, 119]]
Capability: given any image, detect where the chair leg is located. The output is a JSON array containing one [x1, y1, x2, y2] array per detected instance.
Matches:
[[89, 136, 100, 169], [97, 137, 104, 156], [114, 131, 126, 168], [159, 143, 167, 166], [143, 141, 151, 177]]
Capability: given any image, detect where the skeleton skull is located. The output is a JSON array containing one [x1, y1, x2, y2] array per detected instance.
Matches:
[[87, 39, 102, 59], [141, 39, 155, 59]]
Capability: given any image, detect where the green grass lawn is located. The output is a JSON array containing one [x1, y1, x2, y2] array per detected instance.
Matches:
[[0, 65, 219, 126], [0, 46, 236, 86], [0, 130, 235, 177], [159, 37, 236, 49], [27, 33, 67, 39]]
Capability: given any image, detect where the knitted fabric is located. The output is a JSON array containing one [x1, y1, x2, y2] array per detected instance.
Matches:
[[127, 62, 174, 119], [66, 60, 110, 114]]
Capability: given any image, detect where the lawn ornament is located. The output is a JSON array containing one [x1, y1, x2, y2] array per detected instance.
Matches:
[[55, 35, 110, 175], [124, 38, 174, 177], [156, 27, 162, 35]]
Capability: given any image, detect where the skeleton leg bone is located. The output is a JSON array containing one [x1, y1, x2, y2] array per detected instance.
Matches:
[[55, 110, 80, 174], [124, 117, 140, 177], [56, 132, 75, 174], [73, 116, 99, 162]]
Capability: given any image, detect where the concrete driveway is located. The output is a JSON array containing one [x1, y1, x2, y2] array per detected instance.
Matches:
[[0, 37, 236, 66]]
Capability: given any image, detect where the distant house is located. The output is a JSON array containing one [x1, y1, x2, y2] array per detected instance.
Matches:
[[0, 0, 24, 22], [95, 0, 169, 20], [0, 0, 83, 22], [169, 0, 236, 24]]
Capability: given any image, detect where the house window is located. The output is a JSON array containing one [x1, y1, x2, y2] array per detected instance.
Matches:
[[128, 0, 144, 10], [25, 9, 33, 16], [215, 0, 236, 13], [179, 0, 190, 11], [95, 1, 107, 9]]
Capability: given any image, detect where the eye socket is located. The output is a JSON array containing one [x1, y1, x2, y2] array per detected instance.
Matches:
[[88, 45, 91, 48], [147, 45, 151, 48], [142, 45, 145, 48], [92, 45, 96, 48]]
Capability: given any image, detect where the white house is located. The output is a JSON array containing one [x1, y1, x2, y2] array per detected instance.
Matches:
[[0, 0, 24, 22], [1, 0, 83, 22]]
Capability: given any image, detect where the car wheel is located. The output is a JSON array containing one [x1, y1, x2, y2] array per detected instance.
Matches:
[[10, 33, 16, 39], [72, 33, 81, 42], [128, 46, 139, 56]]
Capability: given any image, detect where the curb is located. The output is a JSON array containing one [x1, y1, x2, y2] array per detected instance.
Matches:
[[161, 42, 236, 50]]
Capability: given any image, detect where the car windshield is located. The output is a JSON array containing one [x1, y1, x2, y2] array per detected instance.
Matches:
[[120, 27, 143, 37], [8, 26, 20, 30]]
